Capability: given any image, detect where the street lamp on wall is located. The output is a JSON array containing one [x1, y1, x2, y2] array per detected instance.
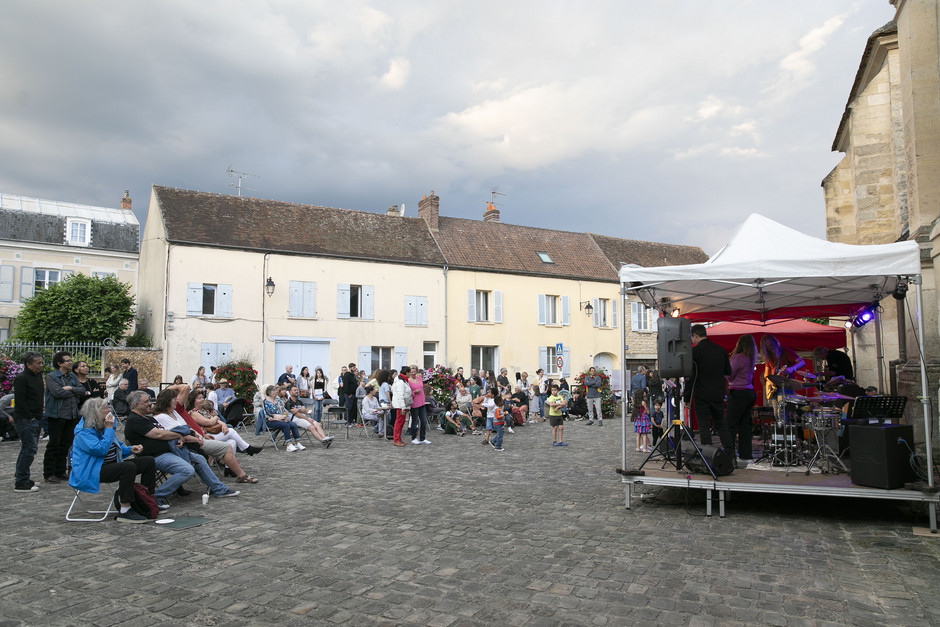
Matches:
[[579, 301, 594, 316], [265, 277, 276, 297]]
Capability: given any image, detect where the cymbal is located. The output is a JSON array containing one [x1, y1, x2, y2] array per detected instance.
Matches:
[[767, 374, 812, 390], [816, 392, 853, 402]]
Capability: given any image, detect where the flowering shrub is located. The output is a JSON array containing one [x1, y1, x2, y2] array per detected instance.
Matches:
[[0, 358, 23, 395], [573, 368, 615, 418], [422, 365, 457, 406], [215, 359, 259, 411]]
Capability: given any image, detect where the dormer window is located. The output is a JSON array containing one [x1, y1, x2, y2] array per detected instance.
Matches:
[[66, 218, 91, 247], [536, 251, 553, 264]]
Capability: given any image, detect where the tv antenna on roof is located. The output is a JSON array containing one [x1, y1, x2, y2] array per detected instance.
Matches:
[[489, 188, 506, 205], [226, 166, 261, 197]]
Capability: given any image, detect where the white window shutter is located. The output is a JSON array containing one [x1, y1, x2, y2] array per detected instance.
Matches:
[[467, 289, 476, 322], [362, 285, 374, 320], [358, 346, 372, 373], [62, 269, 75, 279], [404, 295, 416, 326], [337, 284, 350, 319], [539, 346, 549, 374], [562, 348, 571, 377], [418, 296, 428, 326], [537, 294, 546, 325], [303, 282, 317, 317], [19, 267, 34, 301], [394, 346, 407, 369], [494, 291, 503, 323], [0, 265, 13, 302], [612, 297, 618, 328], [217, 284, 233, 317], [561, 295, 569, 326], [592, 298, 601, 327], [186, 282, 201, 316], [631, 301, 640, 331], [289, 281, 302, 317], [218, 343, 232, 364]]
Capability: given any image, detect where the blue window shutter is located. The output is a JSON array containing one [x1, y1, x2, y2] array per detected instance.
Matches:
[[592, 298, 601, 327], [494, 291, 503, 323], [19, 267, 34, 301], [289, 281, 302, 317], [337, 284, 350, 319], [467, 289, 476, 322], [217, 284, 233, 317], [630, 301, 640, 331], [612, 297, 618, 328], [303, 282, 317, 317], [404, 295, 416, 326], [358, 346, 371, 373], [562, 348, 571, 377], [0, 265, 13, 302], [537, 294, 546, 325], [539, 346, 548, 374], [186, 282, 201, 316], [561, 295, 569, 326], [362, 285, 374, 320], [394, 346, 407, 369], [418, 296, 428, 326]]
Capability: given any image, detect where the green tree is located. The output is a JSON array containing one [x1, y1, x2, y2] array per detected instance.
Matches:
[[12, 274, 136, 343]]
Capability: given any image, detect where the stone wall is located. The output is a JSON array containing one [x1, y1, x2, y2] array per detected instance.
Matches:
[[101, 347, 163, 386]]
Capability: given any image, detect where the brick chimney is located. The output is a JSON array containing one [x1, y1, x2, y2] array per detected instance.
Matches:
[[387, 205, 400, 217], [483, 201, 500, 223], [121, 190, 132, 210], [418, 190, 439, 231]]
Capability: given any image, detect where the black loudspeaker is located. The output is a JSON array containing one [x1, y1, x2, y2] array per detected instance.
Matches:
[[681, 442, 734, 476], [657, 316, 692, 378], [849, 424, 915, 489]]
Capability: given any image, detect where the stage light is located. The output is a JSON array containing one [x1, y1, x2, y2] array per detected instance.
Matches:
[[851, 304, 877, 328], [844, 321, 853, 329], [671, 308, 680, 318], [892, 279, 908, 300]]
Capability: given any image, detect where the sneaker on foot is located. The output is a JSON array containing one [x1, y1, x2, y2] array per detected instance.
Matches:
[[490, 441, 497, 449], [116, 509, 149, 524], [420, 439, 431, 445], [436, 426, 444, 431], [598, 421, 603, 426], [411, 439, 420, 445], [552, 442, 560, 447], [557, 441, 568, 446], [294, 442, 306, 450], [586, 421, 594, 425], [494, 447, 505, 452], [507, 427, 515, 434], [481, 439, 489, 445], [216, 488, 240, 498], [14, 480, 39, 493], [286, 443, 297, 452], [156, 500, 170, 510]]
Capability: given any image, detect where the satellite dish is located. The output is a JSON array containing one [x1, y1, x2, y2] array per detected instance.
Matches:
[[399, 203, 406, 217]]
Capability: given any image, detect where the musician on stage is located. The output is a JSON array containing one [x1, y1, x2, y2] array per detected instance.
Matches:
[[760, 334, 805, 402], [812, 346, 854, 382], [725, 334, 758, 463], [683, 325, 731, 448]]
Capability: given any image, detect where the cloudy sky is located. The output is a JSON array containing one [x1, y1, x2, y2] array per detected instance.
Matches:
[[1, 1, 893, 254]]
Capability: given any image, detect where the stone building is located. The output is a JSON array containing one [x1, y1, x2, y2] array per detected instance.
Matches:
[[822, 0, 940, 440]]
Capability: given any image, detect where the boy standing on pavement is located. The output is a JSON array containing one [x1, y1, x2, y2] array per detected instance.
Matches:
[[546, 384, 567, 447]]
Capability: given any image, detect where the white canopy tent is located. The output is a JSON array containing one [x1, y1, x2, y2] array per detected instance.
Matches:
[[618, 214, 934, 506]]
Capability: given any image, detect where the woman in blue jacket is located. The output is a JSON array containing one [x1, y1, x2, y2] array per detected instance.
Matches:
[[70, 397, 156, 523]]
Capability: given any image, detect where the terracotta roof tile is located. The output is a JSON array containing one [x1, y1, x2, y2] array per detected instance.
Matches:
[[154, 186, 445, 266], [588, 233, 708, 268]]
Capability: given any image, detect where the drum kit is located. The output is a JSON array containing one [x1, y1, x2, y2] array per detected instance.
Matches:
[[761, 374, 850, 475]]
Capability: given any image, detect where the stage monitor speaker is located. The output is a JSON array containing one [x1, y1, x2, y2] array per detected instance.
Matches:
[[849, 424, 915, 489], [681, 442, 734, 476], [657, 316, 692, 378]]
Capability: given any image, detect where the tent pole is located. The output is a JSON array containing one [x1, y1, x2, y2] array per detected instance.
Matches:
[[914, 279, 934, 489], [620, 287, 627, 473], [874, 307, 885, 393]]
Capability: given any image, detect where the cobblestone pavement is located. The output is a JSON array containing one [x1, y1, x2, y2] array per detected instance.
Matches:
[[1, 417, 938, 626]]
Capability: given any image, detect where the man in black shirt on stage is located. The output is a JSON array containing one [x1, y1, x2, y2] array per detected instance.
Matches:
[[684, 325, 731, 449]]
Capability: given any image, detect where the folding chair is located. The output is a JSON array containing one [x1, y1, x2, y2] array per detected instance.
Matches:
[[253, 408, 282, 451], [66, 484, 118, 522], [322, 399, 350, 439], [359, 404, 385, 439]]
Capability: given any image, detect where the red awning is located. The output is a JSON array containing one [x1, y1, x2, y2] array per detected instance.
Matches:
[[704, 318, 847, 353]]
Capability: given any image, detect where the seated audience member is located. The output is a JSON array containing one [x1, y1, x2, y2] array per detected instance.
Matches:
[[153, 387, 259, 484], [284, 385, 334, 447], [138, 378, 156, 400], [186, 389, 262, 456], [261, 385, 305, 451], [214, 378, 249, 426], [0, 393, 16, 441], [122, 390, 239, 508], [112, 379, 131, 417], [455, 383, 472, 414], [69, 397, 155, 523], [360, 385, 386, 435], [442, 400, 473, 436], [470, 394, 486, 430], [510, 384, 529, 426], [567, 390, 588, 420]]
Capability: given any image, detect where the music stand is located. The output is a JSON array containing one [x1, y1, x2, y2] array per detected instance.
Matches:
[[849, 396, 907, 423]]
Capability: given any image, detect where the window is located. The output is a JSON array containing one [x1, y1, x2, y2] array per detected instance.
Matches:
[[371, 346, 393, 371], [0, 328, 8, 342], [66, 218, 91, 247], [289, 281, 317, 318], [467, 289, 503, 323], [592, 298, 617, 328], [538, 294, 569, 326], [404, 296, 428, 326], [539, 345, 570, 378], [0, 265, 13, 302], [470, 345, 498, 373], [93, 271, 116, 279], [547, 345, 560, 375], [187, 282, 233, 317], [423, 342, 437, 370], [362, 345, 406, 373], [338, 284, 374, 320], [536, 251, 553, 263], [630, 301, 657, 332], [34, 269, 61, 291]]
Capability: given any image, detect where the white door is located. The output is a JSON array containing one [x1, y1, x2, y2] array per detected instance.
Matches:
[[274, 341, 331, 385], [593, 352, 621, 391]]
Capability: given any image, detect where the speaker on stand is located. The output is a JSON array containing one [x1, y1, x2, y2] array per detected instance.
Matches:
[[657, 316, 693, 379]]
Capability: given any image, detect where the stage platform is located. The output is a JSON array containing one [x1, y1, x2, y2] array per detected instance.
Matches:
[[622, 465, 940, 532]]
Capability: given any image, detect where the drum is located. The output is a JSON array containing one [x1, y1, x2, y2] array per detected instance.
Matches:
[[807, 411, 838, 432]]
